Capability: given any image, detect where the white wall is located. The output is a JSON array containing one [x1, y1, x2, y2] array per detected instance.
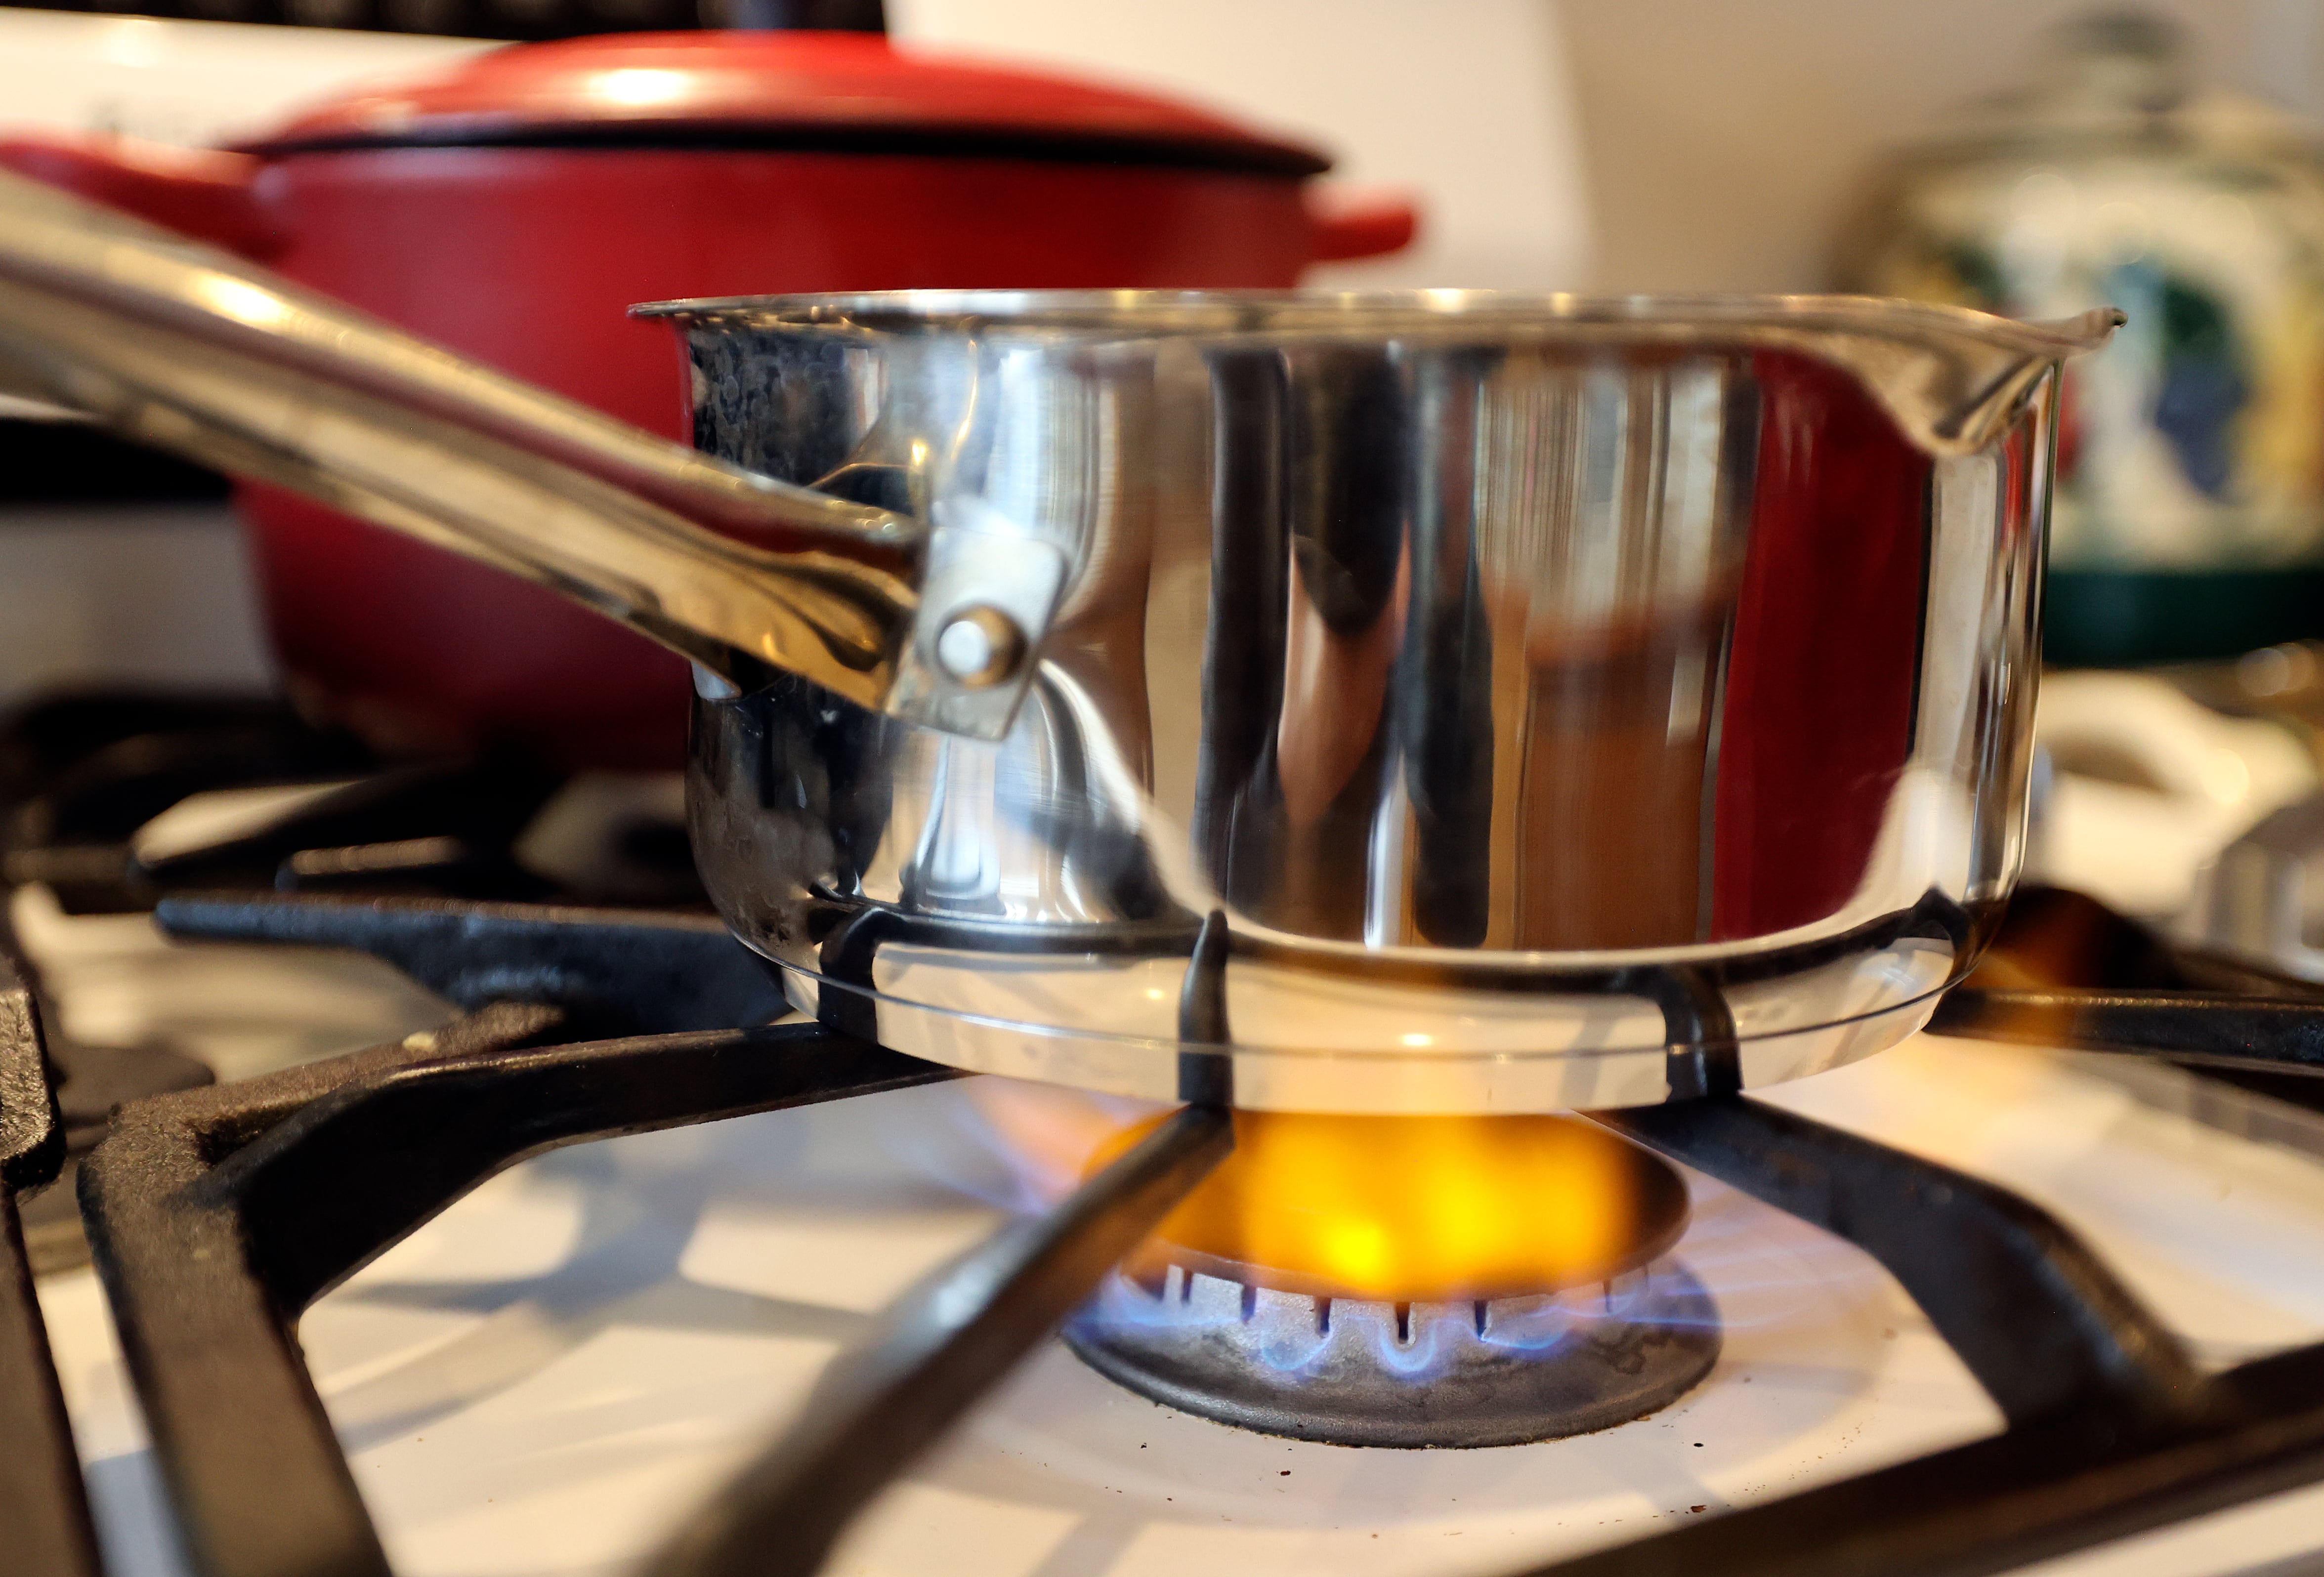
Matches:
[[896, 0, 2324, 298], [888, 0, 1594, 290], [0, 508, 274, 707], [1558, 0, 2324, 292], [0, 6, 482, 146]]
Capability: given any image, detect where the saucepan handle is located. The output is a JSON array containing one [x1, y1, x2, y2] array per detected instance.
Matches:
[[0, 167, 1053, 741]]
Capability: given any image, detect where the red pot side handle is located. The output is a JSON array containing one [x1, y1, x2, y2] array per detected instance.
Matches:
[[1307, 186, 1422, 263], [0, 131, 282, 258]]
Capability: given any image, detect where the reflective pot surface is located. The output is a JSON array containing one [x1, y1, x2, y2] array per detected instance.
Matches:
[[666, 292, 2108, 1112]]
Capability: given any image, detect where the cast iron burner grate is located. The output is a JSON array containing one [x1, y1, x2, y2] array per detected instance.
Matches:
[[11, 697, 2324, 1576], [3, 883, 2324, 1577], [1060, 1101, 1725, 1449], [0, 690, 708, 1271]]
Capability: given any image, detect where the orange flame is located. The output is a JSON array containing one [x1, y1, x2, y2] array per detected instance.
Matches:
[[971, 1082, 1683, 1304]]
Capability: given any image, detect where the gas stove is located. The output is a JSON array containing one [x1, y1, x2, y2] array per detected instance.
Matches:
[[11, 691, 2324, 1577]]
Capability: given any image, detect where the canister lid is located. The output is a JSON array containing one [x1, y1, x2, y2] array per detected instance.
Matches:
[[238, 30, 1329, 176], [1879, 11, 2316, 161]]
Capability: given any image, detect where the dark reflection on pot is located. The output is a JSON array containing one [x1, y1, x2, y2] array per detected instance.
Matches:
[[1192, 344, 1767, 951]]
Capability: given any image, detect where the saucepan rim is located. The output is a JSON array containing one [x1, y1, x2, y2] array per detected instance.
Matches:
[[631, 287, 2121, 356]]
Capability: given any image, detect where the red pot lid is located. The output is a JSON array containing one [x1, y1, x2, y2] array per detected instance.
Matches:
[[240, 30, 1329, 176]]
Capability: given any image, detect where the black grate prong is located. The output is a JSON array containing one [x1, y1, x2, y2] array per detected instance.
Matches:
[[79, 1007, 951, 1577], [0, 1190, 99, 1577], [155, 893, 791, 1037], [1933, 988, 2324, 1076], [645, 1100, 1233, 1577], [0, 950, 99, 1577], [82, 1004, 572, 1577], [1176, 909, 1233, 1104], [1516, 1334, 2324, 1577], [1596, 1095, 2203, 1427]]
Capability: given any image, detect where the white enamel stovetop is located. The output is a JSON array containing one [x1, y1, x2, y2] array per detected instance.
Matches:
[[20, 885, 2324, 1577]]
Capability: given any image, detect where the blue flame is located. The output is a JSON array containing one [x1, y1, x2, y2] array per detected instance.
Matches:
[[1074, 1260, 1691, 1381]]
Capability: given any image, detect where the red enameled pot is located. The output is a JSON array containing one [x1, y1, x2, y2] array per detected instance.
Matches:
[[0, 31, 1414, 766]]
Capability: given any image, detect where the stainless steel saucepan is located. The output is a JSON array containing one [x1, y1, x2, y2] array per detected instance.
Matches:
[[0, 169, 2119, 1113]]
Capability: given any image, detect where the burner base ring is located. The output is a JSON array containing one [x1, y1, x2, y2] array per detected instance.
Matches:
[[1065, 1258, 1720, 1449]]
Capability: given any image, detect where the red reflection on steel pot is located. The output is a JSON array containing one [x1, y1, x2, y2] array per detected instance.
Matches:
[[0, 32, 1415, 766]]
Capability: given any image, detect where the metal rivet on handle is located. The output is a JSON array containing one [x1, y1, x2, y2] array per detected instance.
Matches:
[[932, 605, 1026, 688]]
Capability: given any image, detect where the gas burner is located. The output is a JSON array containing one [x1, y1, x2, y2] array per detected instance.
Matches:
[[1049, 1106, 1719, 1446], [1066, 1255, 1718, 1448]]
